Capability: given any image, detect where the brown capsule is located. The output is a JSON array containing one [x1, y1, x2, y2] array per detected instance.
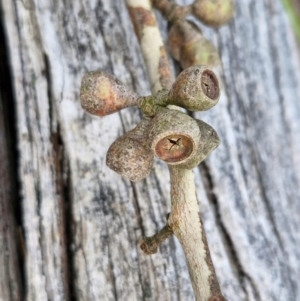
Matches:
[[168, 66, 220, 111], [168, 21, 220, 69], [192, 0, 235, 27], [106, 118, 153, 182], [80, 70, 139, 116], [167, 21, 185, 62], [182, 119, 220, 169], [147, 108, 201, 166]]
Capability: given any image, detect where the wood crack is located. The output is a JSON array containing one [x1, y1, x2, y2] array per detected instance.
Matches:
[[45, 50, 75, 300], [35, 155, 48, 301], [63, 162, 76, 301], [0, 7, 24, 299], [199, 162, 256, 301], [49, 115, 75, 300], [50, 125, 75, 301]]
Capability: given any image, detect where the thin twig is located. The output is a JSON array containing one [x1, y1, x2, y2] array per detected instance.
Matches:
[[140, 225, 173, 254]]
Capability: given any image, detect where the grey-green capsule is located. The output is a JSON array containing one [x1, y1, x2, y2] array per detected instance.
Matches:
[[106, 118, 153, 182], [168, 66, 220, 111]]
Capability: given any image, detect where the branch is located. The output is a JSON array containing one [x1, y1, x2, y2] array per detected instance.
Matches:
[[126, 0, 174, 91], [125, 0, 225, 300], [140, 224, 173, 255]]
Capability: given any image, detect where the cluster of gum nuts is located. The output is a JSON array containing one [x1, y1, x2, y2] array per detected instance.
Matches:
[[80, 66, 221, 181], [155, 0, 235, 69], [153, 0, 234, 28]]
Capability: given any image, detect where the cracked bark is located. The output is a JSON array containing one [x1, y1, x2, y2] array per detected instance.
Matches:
[[1, 0, 300, 300]]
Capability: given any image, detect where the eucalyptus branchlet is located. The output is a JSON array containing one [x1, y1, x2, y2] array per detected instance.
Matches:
[[79, 1, 230, 296]]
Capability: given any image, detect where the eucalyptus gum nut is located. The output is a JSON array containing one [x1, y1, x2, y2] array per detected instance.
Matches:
[[167, 21, 201, 61], [147, 108, 201, 165], [106, 118, 153, 182], [182, 119, 220, 169], [80, 70, 139, 116], [180, 39, 220, 69], [167, 21, 220, 68], [168, 66, 220, 111], [192, 0, 235, 27], [167, 22, 186, 61]]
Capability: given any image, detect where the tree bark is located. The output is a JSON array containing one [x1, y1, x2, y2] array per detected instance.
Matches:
[[1, 0, 300, 300]]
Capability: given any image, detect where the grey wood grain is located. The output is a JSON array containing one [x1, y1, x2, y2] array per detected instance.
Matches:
[[1, 0, 299, 300], [0, 93, 22, 301], [0, 12, 22, 300]]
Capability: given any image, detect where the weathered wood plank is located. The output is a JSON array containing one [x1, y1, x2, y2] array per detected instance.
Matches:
[[0, 85, 22, 301], [1, 0, 300, 300], [0, 15, 22, 301], [196, 1, 300, 299], [1, 1, 69, 300]]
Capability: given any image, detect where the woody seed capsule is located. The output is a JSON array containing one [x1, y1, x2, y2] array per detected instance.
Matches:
[[106, 118, 153, 182], [182, 119, 220, 169], [168, 21, 220, 69], [192, 0, 235, 27], [147, 108, 201, 166], [80, 70, 139, 116], [168, 66, 220, 111]]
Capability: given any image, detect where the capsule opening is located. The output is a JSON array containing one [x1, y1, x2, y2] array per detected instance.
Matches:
[[201, 70, 219, 100], [155, 134, 193, 163]]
